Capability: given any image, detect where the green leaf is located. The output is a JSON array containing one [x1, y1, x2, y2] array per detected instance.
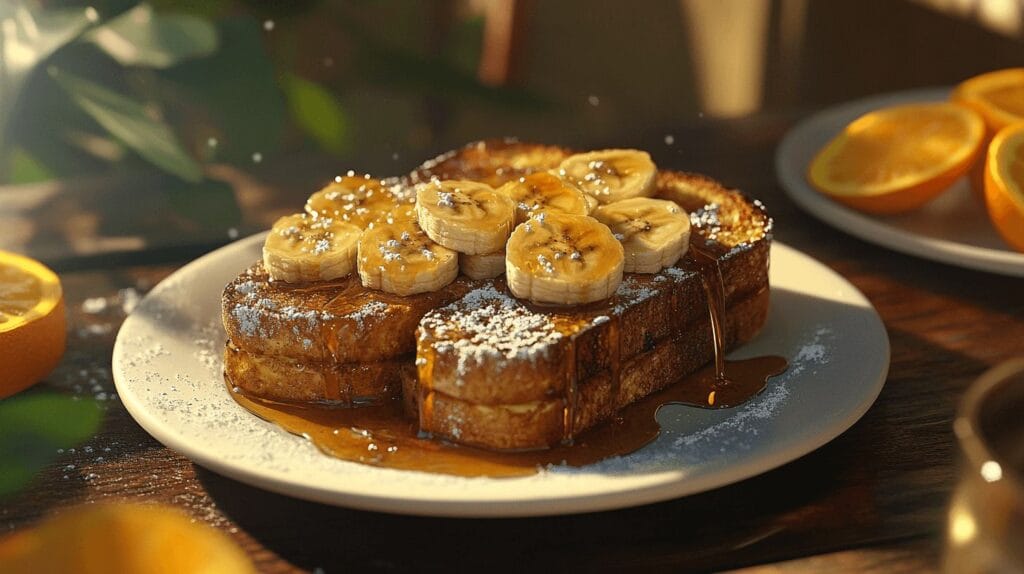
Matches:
[[161, 18, 286, 165], [284, 75, 350, 155], [50, 67, 203, 182], [0, 393, 103, 497], [85, 3, 218, 69], [0, 2, 96, 155], [167, 177, 241, 230], [8, 147, 53, 183]]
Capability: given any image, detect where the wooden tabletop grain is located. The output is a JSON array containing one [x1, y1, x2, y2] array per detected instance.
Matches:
[[3, 112, 1023, 573]]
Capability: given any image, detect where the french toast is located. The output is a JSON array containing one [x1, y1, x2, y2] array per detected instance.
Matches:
[[408, 171, 771, 450], [221, 140, 773, 452]]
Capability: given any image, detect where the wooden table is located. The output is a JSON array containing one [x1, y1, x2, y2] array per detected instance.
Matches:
[[3, 111, 1023, 573]]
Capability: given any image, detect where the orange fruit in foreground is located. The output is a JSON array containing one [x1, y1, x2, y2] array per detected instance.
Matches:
[[0, 503, 254, 574], [808, 102, 985, 214], [984, 123, 1024, 253], [0, 250, 65, 398], [952, 68, 1024, 200]]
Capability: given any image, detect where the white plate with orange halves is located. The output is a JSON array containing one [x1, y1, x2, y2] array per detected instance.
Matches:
[[777, 87, 1024, 277], [112, 233, 889, 517]]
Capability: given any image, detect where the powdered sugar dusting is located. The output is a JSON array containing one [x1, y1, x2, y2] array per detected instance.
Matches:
[[553, 325, 837, 475], [421, 284, 565, 379], [613, 275, 659, 312], [225, 269, 335, 340], [348, 300, 387, 329]]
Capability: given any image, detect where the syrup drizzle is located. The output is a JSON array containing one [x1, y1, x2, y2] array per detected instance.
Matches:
[[693, 246, 728, 382], [322, 322, 343, 402], [416, 344, 436, 433], [562, 334, 579, 444], [607, 314, 623, 409], [689, 246, 787, 408], [227, 248, 788, 477]]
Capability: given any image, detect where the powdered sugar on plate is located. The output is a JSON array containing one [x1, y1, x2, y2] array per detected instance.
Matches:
[[552, 326, 836, 475]]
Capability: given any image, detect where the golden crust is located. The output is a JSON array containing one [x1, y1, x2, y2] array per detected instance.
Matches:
[[224, 342, 411, 405], [411, 139, 571, 187], [222, 266, 475, 363]]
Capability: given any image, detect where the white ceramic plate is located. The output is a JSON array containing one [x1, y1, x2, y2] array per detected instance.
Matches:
[[113, 235, 889, 517], [776, 87, 1024, 277]]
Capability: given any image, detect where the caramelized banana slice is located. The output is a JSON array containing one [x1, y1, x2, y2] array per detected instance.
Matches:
[[306, 173, 413, 229], [505, 213, 624, 305], [460, 251, 505, 280], [415, 180, 515, 254], [558, 149, 657, 204], [263, 214, 361, 283], [593, 198, 691, 273], [357, 220, 458, 295], [497, 172, 592, 225]]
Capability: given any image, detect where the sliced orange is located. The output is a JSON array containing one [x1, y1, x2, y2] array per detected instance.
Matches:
[[953, 68, 1024, 133], [952, 68, 1024, 200], [808, 102, 985, 214], [0, 250, 66, 398], [984, 123, 1024, 252], [0, 503, 254, 573]]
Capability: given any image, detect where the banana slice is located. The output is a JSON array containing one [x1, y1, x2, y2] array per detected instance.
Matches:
[[593, 198, 691, 273], [415, 180, 515, 254], [263, 213, 361, 283], [506, 213, 624, 305], [460, 251, 505, 280], [497, 172, 591, 224], [558, 149, 657, 204], [357, 220, 458, 295], [306, 173, 412, 229], [366, 203, 418, 229]]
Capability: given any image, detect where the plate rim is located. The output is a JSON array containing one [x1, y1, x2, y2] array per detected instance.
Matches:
[[112, 236, 890, 517], [776, 86, 1024, 278]]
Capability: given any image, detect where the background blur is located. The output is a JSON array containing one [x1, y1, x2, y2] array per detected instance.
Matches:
[[1, 0, 1022, 265]]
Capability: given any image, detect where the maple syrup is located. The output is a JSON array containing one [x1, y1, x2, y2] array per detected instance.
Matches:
[[226, 247, 787, 477]]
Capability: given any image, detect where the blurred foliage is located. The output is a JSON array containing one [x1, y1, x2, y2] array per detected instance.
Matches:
[[0, 0, 552, 190], [0, 393, 103, 497], [50, 66, 204, 181], [84, 3, 217, 68], [284, 74, 351, 155]]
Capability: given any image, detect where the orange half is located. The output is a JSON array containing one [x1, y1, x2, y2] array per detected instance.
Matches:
[[952, 68, 1024, 199], [953, 68, 1024, 133], [0, 250, 66, 398], [0, 503, 254, 573], [984, 123, 1024, 253], [808, 102, 985, 214]]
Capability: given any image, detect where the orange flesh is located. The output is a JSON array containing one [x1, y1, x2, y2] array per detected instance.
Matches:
[[981, 84, 1024, 119], [1009, 138, 1024, 187], [823, 111, 975, 189], [985, 126, 1024, 253], [0, 265, 43, 323]]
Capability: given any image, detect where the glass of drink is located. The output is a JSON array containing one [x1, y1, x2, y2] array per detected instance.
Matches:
[[945, 359, 1024, 573]]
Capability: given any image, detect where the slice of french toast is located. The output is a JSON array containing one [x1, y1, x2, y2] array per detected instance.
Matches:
[[222, 267, 476, 364], [406, 286, 769, 450], [221, 141, 772, 451], [408, 171, 771, 450]]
